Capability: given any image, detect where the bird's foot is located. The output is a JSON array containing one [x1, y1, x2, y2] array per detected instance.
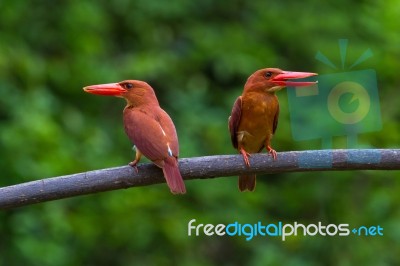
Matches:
[[267, 145, 277, 160], [239, 148, 251, 167], [129, 160, 139, 173]]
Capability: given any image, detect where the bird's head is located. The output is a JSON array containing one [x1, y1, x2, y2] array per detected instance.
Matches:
[[83, 80, 159, 106], [245, 68, 318, 93]]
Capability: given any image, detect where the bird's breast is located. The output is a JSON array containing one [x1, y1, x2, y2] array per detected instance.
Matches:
[[237, 93, 278, 152]]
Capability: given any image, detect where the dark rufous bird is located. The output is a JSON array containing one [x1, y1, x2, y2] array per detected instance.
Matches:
[[83, 80, 186, 194], [229, 68, 317, 192]]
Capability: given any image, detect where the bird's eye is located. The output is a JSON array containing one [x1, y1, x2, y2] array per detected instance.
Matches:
[[124, 83, 133, 89], [265, 71, 272, 79]]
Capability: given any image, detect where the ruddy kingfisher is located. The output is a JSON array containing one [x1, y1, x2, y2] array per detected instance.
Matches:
[[229, 68, 317, 191], [83, 80, 186, 194]]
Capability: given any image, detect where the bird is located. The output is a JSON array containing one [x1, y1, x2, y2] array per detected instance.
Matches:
[[83, 80, 186, 194], [228, 68, 317, 191]]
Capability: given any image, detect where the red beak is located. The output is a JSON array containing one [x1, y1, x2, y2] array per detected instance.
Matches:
[[83, 83, 127, 96], [272, 71, 318, 87]]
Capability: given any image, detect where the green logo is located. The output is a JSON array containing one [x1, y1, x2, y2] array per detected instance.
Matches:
[[287, 40, 382, 167]]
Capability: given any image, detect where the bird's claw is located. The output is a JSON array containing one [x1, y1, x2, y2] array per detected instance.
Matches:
[[240, 148, 251, 167], [267, 146, 277, 160], [129, 161, 139, 173]]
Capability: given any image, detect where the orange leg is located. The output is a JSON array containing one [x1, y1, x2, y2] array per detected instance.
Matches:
[[267, 145, 277, 160], [239, 147, 251, 167], [129, 149, 142, 173]]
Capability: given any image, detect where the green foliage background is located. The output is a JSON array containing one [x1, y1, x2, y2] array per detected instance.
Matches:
[[1, 0, 399, 265]]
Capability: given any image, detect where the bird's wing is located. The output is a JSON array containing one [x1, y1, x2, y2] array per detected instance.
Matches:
[[272, 102, 279, 134], [123, 107, 178, 163], [228, 96, 242, 149], [155, 107, 179, 157]]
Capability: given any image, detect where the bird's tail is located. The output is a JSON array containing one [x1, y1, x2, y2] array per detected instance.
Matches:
[[238, 174, 256, 192], [162, 157, 186, 194]]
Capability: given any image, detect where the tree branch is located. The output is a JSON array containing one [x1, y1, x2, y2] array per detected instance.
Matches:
[[1, 149, 399, 209]]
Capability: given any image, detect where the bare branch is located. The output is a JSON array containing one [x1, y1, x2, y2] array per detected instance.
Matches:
[[1, 149, 399, 209]]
